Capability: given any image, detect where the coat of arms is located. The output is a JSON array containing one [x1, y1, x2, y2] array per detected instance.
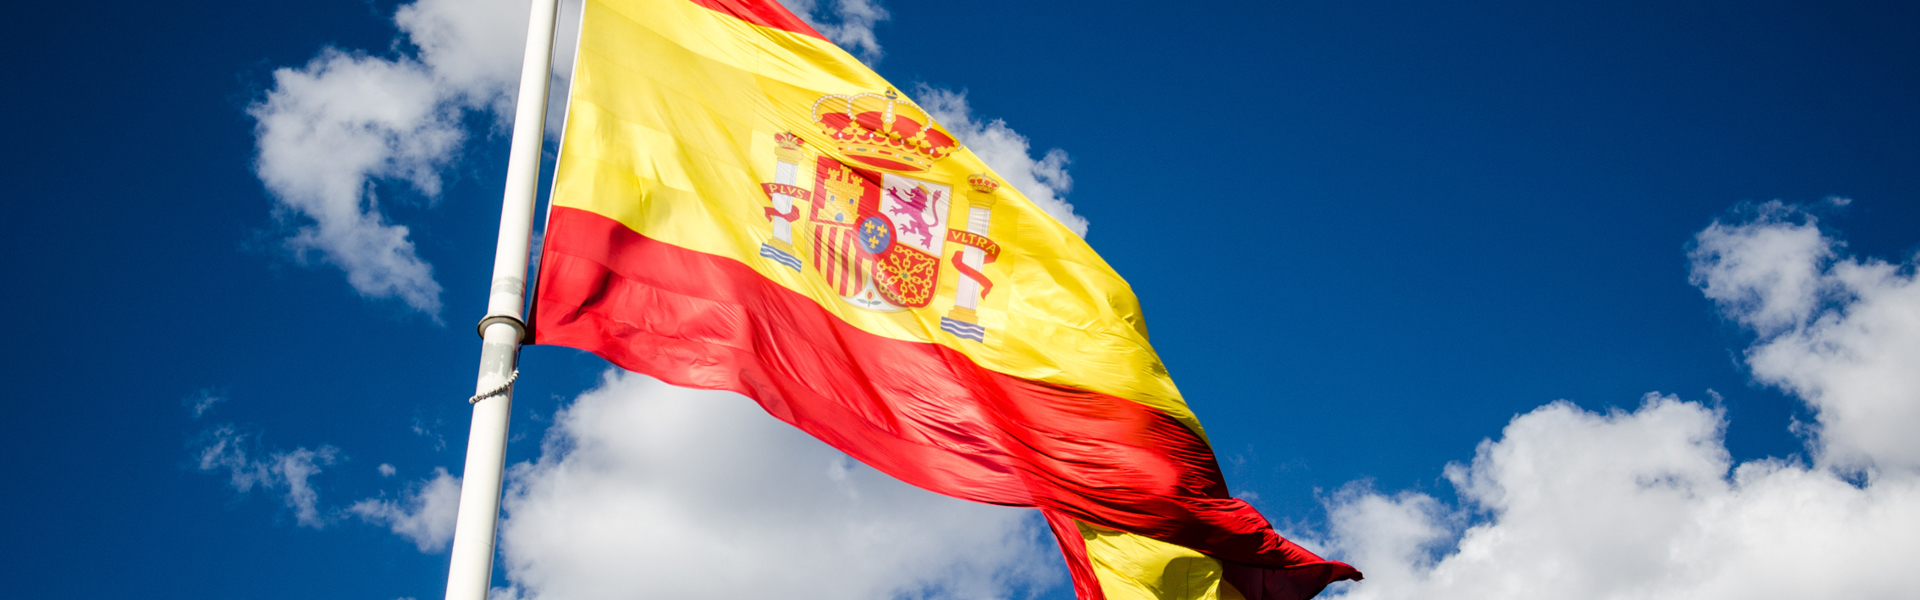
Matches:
[[757, 90, 1001, 341]]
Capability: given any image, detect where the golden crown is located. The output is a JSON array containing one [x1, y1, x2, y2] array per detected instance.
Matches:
[[967, 174, 1000, 194], [813, 89, 959, 172], [772, 131, 807, 164]]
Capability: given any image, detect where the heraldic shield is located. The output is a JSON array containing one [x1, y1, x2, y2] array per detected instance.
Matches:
[[799, 158, 950, 310], [756, 89, 999, 338]]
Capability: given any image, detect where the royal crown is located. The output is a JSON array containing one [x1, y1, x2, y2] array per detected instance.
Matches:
[[813, 89, 958, 172], [964, 174, 1000, 208]]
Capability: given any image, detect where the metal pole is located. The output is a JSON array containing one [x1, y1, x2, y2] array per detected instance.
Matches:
[[445, 0, 560, 597]]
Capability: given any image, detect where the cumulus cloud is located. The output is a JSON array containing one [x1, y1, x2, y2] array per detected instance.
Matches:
[[1687, 202, 1838, 336], [779, 0, 890, 64], [494, 371, 1060, 600], [915, 86, 1086, 236], [1320, 397, 1920, 600], [250, 0, 530, 316], [195, 425, 342, 528], [1314, 201, 1920, 599], [350, 467, 464, 552], [1692, 202, 1920, 475]]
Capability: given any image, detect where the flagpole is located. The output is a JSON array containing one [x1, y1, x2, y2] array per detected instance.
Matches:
[[445, 0, 560, 597]]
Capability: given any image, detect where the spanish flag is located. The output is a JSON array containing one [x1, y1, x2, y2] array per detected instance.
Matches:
[[530, 1, 1362, 598]]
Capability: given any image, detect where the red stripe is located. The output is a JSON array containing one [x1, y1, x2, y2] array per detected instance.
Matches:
[[1225, 559, 1363, 600], [534, 207, 1359, 588], [1042, 509, 1106, 600], [831, 228, 850, 294], [842, 234, 857, 293], [685, 0, 828, 42], [811, 227, 826, 270], [822, 232, 837, 290]]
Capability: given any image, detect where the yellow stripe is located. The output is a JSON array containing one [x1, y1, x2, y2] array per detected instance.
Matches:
[[553, 0, 1204, 439], [1079, 522, 1247, 600]]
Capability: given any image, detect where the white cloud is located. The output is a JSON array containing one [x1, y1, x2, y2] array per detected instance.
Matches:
[[494, 371, 1060, 600], [413, 414, 448, 451], [1314, 201, 1920, 599], [195, 425, 341, 528], [1687, 202, 1837, 336], [394, 0, 532, 117], [250, 0, 530, 316], [779, 0, 890, 64], [1320, 397, 1920, 600], [351, 467, 464, 552], [1691, 202, 1920, 475], [914, 86, 1086, 237], [190, 422, 465, 554], [185, 388, 225, 419]]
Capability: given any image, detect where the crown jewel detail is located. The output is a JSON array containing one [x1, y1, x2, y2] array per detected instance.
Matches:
[[967, 174, 1000, 194], [812, 90, 958, 172], [772, 131, 807, 164]]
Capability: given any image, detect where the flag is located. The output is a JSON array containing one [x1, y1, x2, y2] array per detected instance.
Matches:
[[530, 1, 1363, 598]]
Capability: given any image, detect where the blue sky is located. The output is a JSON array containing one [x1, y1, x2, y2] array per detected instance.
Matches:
[[4, 1, 1918, 599]]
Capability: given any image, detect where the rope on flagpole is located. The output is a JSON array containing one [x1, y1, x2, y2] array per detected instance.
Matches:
[[469, 369, 519, 404]]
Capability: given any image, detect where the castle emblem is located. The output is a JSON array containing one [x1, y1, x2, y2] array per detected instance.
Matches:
[[758, 90, 1002, 341]]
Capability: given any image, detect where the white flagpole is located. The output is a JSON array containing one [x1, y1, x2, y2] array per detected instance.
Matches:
[[445, 0, 561, 597]]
